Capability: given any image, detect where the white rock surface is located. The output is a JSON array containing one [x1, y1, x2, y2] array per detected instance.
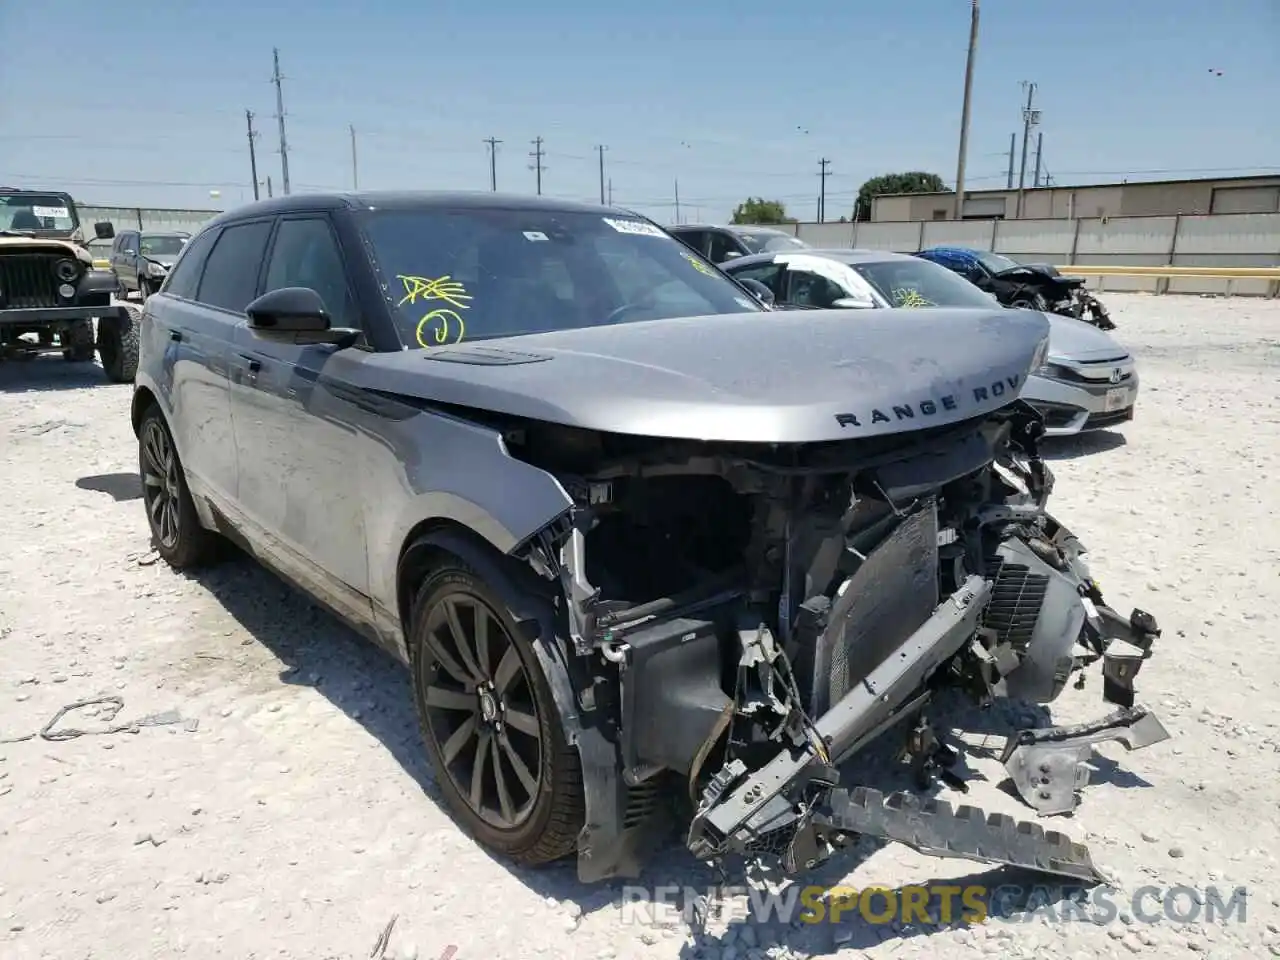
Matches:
[[1, 293, 1277, 958]]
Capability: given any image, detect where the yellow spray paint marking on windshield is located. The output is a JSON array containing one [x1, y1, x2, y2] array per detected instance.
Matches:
[[682, 251, 717, 277], [416, 308, 466, 346], [396, 275, 472, 347], [892, 287, 935, 308]]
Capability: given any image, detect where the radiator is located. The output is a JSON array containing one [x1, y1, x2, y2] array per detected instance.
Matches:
[[805, 498, 941, 718]]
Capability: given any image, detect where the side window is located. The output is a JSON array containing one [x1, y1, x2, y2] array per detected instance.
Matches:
[[195, 220, 273, 313], [262, 217, 357, 327], [729, 261, 785, 299], [786, 270, 844, 309], [707, 231, 739, 264], [674, 230, 706, 257], [160, 227, 219, 300]]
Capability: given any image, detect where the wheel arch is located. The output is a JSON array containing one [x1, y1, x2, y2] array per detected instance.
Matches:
[[131, 384, 159, 437], [396, 519, 583, 741]]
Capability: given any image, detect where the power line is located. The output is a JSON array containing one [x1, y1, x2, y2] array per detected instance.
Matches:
[[271, 48, 291, 195], [483, 137, 501, 191], [245, 110, 260, 202], [529, 136, 545, 195]]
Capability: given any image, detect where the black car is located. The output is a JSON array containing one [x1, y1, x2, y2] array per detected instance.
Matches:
[[667, 222, 809, 264], [915, 246, 1114, 329]]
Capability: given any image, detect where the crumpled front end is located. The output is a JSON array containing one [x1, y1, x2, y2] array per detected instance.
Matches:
[[680, 402, 1167, 884]]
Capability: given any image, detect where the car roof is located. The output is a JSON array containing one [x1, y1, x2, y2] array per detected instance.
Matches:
[[920, 246, 981, 257], [204, 190, 630, 230], [668, 222, 792, 236], [139, 229, 190, 237], [724, 248, 922, 268]]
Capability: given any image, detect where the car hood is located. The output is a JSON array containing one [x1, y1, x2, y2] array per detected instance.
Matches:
[[0, 236, 93, 264], [348, 307, 1050, 444], [1044, 313, 1129, 362], [995, 262, 1084, 288]]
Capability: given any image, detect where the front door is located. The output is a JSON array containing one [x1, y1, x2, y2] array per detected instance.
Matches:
[[228, 214, 373, 620]]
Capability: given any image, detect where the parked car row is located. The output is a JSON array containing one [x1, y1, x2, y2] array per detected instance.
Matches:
[[107, 228, 190, 300], [125, 191, 1164, 895], [717, 247, 1138, 436]]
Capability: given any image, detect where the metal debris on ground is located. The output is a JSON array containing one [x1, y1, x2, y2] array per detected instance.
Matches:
[[369, 913, 399, 958], [0, 696, 197, 745], [125, 549, 160, 566]]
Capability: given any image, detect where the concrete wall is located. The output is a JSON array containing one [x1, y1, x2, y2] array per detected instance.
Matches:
[[763, 212, 1280, 296], [870, 177, 1280, 222], [80, 205, 221, 257]]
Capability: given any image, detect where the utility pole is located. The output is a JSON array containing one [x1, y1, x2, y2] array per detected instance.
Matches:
[[953, 0, 980, 219], [1015, 81, 1039, 218], [350, 124, 358, 190], [245, 110, 260, 201], [595, 145, 607, 204], [607, 178, 613, 206], [528, 137, 545, 195], [1006, 133, 1016, 188], [267, 175, 273, 198], [817, 158, 831, 223], [1033, 131, 1043, 187], [483, 137, 501, 191], [674, 179, 681, 224], [271, 48, 291, 195]]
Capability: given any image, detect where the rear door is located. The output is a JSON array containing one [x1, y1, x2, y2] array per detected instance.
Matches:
[[144, 222, 249, 507]]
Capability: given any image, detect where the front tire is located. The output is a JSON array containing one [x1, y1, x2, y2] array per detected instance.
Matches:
[[62, 320, 96, 362], [409, 562, 584, 866], [138, 405, 217, 569], [98, 304, 141, 383], [1011, 291, 1049, 312]]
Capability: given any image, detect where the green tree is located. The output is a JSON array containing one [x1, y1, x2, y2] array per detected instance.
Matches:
[[731, 197, 791, 224], [854, 172, 948, 220]]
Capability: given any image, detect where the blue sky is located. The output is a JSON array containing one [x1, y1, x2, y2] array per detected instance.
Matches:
[[2, 0, 1276, 222]]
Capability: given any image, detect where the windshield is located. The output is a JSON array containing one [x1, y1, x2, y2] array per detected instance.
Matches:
[[140, 234, 188, 256], [0, 192, 80, 233], [852, 258, 999, 309], [362, 207, 763, 346], [735, 230, 809, 254], [975, 250, 1020, 273]]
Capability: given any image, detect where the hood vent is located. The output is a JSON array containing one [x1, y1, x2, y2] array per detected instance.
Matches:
[[422, 345, 552, 366]]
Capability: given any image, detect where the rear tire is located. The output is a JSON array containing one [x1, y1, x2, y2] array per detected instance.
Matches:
[[409, 561, 584, 866], [98, 304, 141, 383], [1011, 292, 1049, 312], [137, 404, 217, 569]]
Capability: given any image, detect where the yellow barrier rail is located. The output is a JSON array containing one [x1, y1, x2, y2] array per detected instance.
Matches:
[[1057, 264, 1280, 279]]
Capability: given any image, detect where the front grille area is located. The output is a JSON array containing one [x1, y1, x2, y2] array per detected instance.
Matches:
[[806, 498, 940, 717], [1048, 363, 1134, 386], [981, 559, 1049, 651], [1085, 407, 1135, 429], [0, 254, 65, 308]]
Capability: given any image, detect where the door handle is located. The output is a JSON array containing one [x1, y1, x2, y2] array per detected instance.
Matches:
[[239, 354, 262, 373], [169, 330, 183, 342]]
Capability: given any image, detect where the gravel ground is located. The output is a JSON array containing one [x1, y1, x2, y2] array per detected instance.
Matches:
[[1, 293, 1278, 960]]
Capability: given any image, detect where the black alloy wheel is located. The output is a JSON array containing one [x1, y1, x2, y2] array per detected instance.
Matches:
[[420, 589, 544, 830]]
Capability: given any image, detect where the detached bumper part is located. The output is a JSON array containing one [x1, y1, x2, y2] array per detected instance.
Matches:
[[1001, 603, 1168, 815], [1000, 707, 1170, 816]]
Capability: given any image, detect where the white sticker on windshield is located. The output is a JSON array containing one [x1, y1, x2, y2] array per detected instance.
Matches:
[[602, 217, 666, 238], [32, 206, 69, 219], [523, 231, 548, 242]]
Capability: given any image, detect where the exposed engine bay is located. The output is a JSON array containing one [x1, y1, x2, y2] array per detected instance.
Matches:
[[507, 397, 1167, 884]]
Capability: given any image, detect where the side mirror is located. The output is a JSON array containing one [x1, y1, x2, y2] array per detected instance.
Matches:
[[246, 286, 360, 346], [831, 296, 875, 309], [737, 277, 775, 307], [94, 221, 115, 240]]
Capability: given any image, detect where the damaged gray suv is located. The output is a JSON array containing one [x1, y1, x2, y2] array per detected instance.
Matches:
[[131, 192, 1168, 886]]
